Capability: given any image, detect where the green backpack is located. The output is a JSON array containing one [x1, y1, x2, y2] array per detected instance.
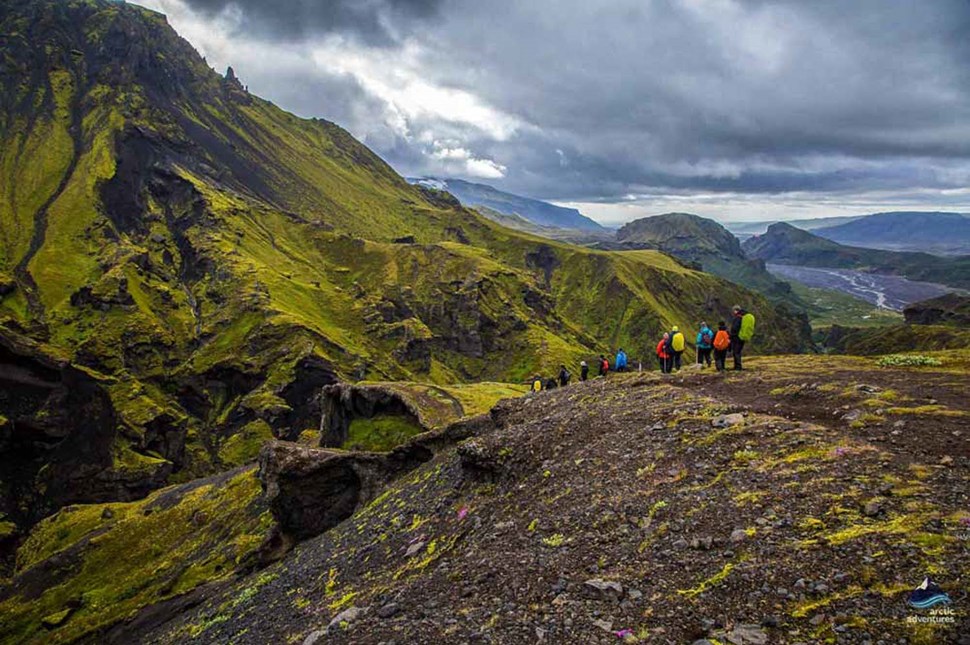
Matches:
[[738, 312, 756, 341]]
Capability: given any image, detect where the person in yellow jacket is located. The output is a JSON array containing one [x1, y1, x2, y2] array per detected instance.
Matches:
[[669, 325, 686, 371]]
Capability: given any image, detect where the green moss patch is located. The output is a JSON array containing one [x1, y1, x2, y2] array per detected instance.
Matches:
[[0, 468, 272, 644], [343, 415, 425, 452]]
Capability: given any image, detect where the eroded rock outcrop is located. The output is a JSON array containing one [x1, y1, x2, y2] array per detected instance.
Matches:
[[0, 331, 172, 547], [259, 412, 497, 542]]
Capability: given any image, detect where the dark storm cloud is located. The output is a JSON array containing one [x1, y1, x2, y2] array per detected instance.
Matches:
[[181, 0, 443, 45], [158, 0, 970, 209]]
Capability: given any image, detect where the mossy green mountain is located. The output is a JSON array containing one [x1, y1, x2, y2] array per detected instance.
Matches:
[[0, 0, 809, 550]]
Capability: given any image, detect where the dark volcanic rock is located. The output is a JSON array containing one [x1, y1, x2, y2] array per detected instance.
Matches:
[[903, 293, 970, 327], [258, 442, 396, 541], [0, 330, 172, 543]]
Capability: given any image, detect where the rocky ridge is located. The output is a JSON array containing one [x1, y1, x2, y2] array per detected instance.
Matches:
[[5, 353, 963, 644]]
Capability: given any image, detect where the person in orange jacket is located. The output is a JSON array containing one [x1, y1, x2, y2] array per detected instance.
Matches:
[[712, 321, 731, 372], [656, 332, 672, 374]]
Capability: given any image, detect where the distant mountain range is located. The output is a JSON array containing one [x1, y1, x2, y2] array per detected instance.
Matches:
[[742, 223, 970, 290], [409, 177, 605, 232], [728, 211, 970, 255], [812, 211, 970, 255]]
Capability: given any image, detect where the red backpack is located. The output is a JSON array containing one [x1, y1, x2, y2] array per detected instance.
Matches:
[[601, 358, 609, 372]]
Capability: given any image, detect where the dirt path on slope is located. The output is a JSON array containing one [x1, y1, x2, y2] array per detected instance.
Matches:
[[662, 355, 969, 460]]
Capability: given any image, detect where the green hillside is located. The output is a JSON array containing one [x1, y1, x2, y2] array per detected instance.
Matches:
[[0, 0, 811, 544]]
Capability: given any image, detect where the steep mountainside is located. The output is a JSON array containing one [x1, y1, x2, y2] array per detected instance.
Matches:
[[0, 0, 810, 545], [410, 177, 606, 232], [813, 211, 970, 255], [616, 213, 806, 308], [743, 223, 970, 290], [5, 354, 966, 643]]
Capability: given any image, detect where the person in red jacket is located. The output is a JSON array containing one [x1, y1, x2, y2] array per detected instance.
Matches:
[[656, 332, 672, 374]]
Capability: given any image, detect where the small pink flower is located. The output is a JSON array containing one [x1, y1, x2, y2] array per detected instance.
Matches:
[[614, 629, 633, 639], [833, 447, 848, 457], [960, 516, 970, 527], [457, 506, 469, 520]]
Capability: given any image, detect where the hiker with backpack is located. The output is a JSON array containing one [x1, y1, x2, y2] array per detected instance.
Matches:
[[696, 322, 713, 368], [615, 348, 628, 372], [531, 375, 543, 393], [580, 360, 589, 381], [598, 354, 610, 377], [558, 364, 571, 387], [712, 321, 731, 371], [656, 332, 671, 374], [669, 326, 686, 371], [730, 305, 756, 370]]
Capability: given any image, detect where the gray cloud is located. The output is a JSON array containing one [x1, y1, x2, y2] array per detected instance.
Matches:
[[157, 0, 970, 217], [181, 0, 443, 45]]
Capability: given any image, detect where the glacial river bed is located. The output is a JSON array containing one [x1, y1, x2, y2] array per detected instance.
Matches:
[[767, 264, 955, 311]]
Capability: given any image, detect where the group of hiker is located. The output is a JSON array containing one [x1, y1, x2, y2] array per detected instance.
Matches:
[[654, 305, 755, 373], [529, 306, 755, 392]]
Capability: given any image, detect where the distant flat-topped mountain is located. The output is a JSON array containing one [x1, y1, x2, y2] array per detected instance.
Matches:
[[812, 211, 970, 255], [617, 212, 742, 257], [726, 215, 865, 238], [410, 177, 605, 232], [616, 213, 807, 309]]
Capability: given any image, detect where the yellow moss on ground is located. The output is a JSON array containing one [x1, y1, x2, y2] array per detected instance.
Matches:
[[803, 512, 950, 551], [677, 559, 745, 598]]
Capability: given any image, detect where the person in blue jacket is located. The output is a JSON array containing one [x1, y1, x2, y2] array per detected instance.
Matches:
[[696, 322, 714, 368], [615, 348, 628, 372]]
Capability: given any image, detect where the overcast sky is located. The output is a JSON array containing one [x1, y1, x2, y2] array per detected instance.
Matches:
[[141, 0, 970, 225]]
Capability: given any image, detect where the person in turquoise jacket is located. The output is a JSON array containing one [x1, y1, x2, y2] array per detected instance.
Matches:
[[615, 348, 628, 372], [696, 322, 714, 368]]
